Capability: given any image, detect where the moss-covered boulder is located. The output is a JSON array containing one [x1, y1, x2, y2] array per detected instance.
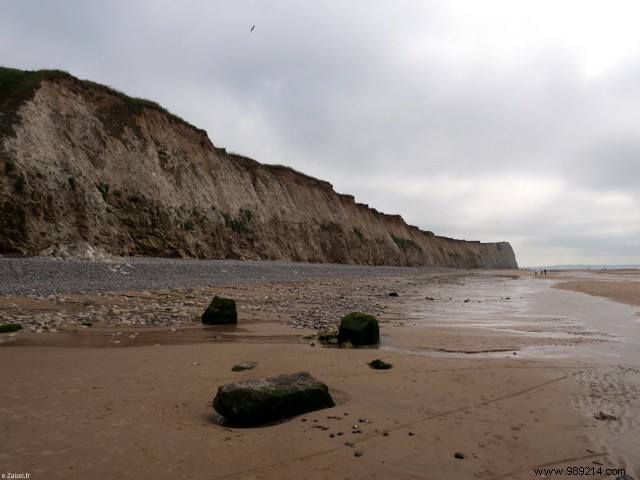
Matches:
[[213, 372, 335, 426], [338, 311, 379, 347], [201, 296, 237, 325]]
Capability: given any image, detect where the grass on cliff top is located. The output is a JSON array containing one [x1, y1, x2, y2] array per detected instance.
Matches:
[[0, 66, 202, 139]]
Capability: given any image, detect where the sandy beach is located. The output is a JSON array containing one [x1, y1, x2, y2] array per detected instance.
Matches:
[[1, 263, 639, 479]]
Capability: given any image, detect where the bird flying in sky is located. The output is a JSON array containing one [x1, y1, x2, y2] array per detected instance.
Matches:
[[251, 25, 255, 32]]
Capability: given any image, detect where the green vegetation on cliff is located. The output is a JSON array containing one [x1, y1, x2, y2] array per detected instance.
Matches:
[[0, 67, 199, 139]]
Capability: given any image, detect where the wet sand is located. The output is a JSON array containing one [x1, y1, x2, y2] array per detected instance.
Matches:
[[1, 267, 639, 479], [554, 269, 640, 307]]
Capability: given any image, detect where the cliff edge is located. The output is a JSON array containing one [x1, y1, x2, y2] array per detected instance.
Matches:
[[0, 68, 518, 268]]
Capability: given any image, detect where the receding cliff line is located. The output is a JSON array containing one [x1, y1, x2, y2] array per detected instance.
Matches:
[[0, 68, 518, 268]]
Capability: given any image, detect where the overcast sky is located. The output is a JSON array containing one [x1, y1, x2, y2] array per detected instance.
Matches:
[[2, 1, 639, 266]]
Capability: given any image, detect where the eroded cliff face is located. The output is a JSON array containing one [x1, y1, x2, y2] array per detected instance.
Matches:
[[0, 70, 518, 268]]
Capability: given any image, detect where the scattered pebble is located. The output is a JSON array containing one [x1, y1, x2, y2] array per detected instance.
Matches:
[[368, 359, 392, 370], [593, 410, 618, 421], [231, 361, 258, 372], [454, 452, 465, 459]]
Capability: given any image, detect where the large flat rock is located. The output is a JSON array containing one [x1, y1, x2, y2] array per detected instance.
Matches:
[[213, 371, 335, 426]]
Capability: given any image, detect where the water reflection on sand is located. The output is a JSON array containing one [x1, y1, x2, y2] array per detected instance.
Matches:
[[383, 272, 640, 363]]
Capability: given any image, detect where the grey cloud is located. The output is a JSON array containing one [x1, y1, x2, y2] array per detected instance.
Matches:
[[571, 137, 640, 194]]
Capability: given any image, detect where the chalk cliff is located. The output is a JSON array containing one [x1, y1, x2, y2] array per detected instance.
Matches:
[[0, 68, 517, 268]]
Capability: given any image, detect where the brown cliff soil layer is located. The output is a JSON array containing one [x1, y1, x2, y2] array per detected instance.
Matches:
[[0, 67, 517, 268]]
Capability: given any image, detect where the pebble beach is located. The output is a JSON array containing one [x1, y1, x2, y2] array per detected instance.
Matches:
[[0, 256, 451, 296]]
